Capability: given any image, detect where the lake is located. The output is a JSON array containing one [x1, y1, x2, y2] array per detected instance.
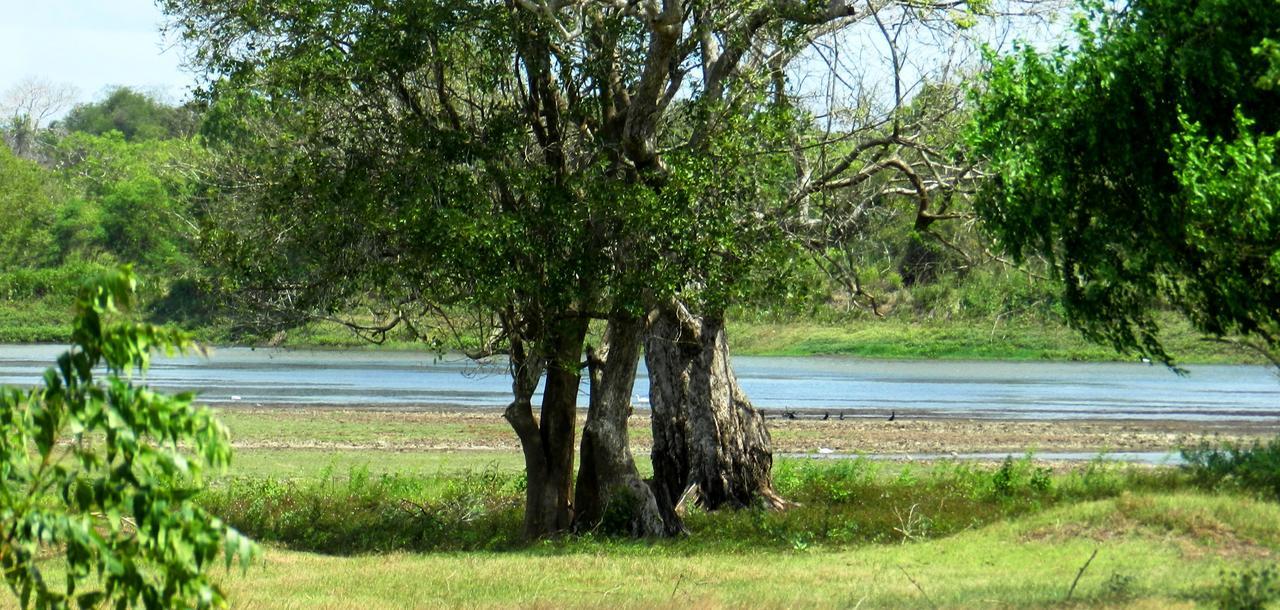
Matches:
[[0, 344, 1276, 421]]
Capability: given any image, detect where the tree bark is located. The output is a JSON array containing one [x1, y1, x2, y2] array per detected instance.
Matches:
[[645, 303, 786, 528], [573, 317, 672, 537], [504, 316, 588, 539]]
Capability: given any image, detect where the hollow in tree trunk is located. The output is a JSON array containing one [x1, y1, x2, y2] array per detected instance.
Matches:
[[572, 317, 672, 537]]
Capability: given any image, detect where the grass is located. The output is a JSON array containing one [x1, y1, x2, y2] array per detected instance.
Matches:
[[218, 312, 1266, 364], [229, 447, 526, 479], [199, 491, 1280, 609], [187, 421, 1280, 608], [5, 411, 1280, 608], [725, 316, 1264, 364], [196, 453, 1244, 555], [215, 409, 523, 449]]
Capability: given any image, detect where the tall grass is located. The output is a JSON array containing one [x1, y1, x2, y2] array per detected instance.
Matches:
[[201, 457, 1195, 555], [200, 464, 526, 553]]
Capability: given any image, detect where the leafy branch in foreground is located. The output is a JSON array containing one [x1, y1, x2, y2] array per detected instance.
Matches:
[[0, 267, 255, 609]]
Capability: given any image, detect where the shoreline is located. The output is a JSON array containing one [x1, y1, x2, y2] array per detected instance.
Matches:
[[216, 405, 1280, 457]]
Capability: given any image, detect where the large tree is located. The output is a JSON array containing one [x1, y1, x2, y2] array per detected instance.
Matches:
[[164, 0, 1026, 538], [62, 87, 199, 141], [970, 0, 1280, 367]]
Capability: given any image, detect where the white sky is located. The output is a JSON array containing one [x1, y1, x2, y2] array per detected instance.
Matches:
[[0, 0, 193, 108], [0, 0, 1070, 118]]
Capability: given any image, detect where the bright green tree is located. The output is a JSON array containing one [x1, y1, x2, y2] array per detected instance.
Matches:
[[0, 146, 60, 270], [54, 132, 207, 273], [62, 88, 197, 142], [970, 0, 1280, 366], [0, 267, 255, 608]]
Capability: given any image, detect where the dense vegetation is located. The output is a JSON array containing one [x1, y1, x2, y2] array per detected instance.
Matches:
[[0, 87, 214, 345], [971, 0, 1280, 367], [0, 86, 1260, 366], [2, 0, 1279, 606]]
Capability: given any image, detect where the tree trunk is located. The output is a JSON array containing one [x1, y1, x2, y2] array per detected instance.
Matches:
[[645, 303, 786, 527], [572, 317, 672, 537], [503, 316, 588, 539]]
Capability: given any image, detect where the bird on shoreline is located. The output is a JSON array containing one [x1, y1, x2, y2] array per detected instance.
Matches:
[[888, 410, 896, 422]]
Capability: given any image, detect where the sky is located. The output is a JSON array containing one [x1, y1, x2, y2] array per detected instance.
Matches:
[[0, 0, 1069, 120], [0, 0, 194, 109]]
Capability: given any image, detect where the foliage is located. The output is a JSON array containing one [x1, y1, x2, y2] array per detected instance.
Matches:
[[53, 131, 207, 274], [61, 88, 197, 141], [1214, 565, 1280, 610], [1181, 436, 1280, 500], [970, 0, 1280, 366], [0, 145, 61, 270], [201, 456, 1192, 553], [0, 267, 254, 609]]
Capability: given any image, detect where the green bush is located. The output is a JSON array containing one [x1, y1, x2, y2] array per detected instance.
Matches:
[[1182, 437, 1280, 500], [0, 262, 112, 302], [0, 267, 254, 609], [1214, 565, 1280, 610]]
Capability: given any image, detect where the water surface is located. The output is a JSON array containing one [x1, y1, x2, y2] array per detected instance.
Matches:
[[1, 344, 1276, 421]]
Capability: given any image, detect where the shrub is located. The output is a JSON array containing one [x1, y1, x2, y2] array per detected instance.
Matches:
[[0, 267, 254, 609], [1214, 565, 1280, 610], [1182, 437, 1280, 500]]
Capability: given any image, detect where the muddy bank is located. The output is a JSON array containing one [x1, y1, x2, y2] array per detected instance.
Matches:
[[218, 405, 1279, 456]]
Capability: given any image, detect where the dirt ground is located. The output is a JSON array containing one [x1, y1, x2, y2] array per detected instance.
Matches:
[[221, 405, 1280, 456]]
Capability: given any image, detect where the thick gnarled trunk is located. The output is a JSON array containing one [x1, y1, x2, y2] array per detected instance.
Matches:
[[503, 317, 588, 539], [573, 317, 671, 537], [645, 303, 786, 528]]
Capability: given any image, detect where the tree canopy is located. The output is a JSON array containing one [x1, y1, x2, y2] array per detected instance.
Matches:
[[62, 88, 198, 142], [970, 0, 1280, 366], [162, 0, 1060, 537]]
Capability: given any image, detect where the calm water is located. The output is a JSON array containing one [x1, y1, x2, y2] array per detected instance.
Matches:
[[0, 344, 1277, 421]]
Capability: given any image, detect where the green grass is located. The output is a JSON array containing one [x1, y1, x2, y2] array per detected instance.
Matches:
[[199, 491, 1280, 609], [726, 317, 1264, 363], [256, 312, 1265, 364], [215, 409, 520, 448], [229, 447, 527, 479], [197, 455, 1214, 555], [185, 445, 1280, 608]]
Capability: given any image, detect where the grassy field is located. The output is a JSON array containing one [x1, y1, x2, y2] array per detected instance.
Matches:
[[165, 410, 1280, 607], [210, 493, 1279, 609], [4, 406, 1280, 608], [192, 454, 1280, 609], [724, 317, 1264, 363], [242, 315, 1265, 364]]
